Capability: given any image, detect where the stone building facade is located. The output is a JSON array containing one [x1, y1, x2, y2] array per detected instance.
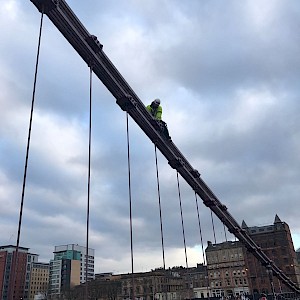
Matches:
[[206, 240, 249, 297]]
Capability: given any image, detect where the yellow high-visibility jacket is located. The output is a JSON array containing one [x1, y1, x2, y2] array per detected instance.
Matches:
[[146, 105, 162, 120]]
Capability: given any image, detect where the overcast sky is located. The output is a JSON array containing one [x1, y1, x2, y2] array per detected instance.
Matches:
[[1, 0, 300, 274]]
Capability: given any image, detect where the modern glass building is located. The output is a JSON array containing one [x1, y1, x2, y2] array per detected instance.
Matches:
[[48, 244, 95, 298], [54, 244, 95, 283]]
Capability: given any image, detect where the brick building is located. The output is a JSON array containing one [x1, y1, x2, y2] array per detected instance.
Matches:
[[242, 215, 300, 295], [0, 245, 38, 300]]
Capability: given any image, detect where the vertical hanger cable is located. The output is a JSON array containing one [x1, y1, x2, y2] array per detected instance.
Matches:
[[154, 145, 166, 270], [194, 192, 210, 298], [126, 112, 135, 300], [11, 11, 44, 300], [85, 66, 93, 300], [176, 171, 189, 269], [176, 171, 192, 299], [210, 210, 217, 245]]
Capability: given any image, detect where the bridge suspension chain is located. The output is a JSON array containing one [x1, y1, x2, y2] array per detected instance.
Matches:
[[29, 0, 300, 294]]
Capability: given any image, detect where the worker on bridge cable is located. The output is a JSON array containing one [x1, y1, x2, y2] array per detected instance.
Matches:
[[146, 98, 171, 141]]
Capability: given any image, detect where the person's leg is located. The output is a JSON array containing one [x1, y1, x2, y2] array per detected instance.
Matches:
[[161, 121, 171, 141]]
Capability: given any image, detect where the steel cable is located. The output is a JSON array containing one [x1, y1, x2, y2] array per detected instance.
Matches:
[[154, 146, 166, 270], [176, 171, 189, 269], [210, 210, 217, 245], [126, 112, 135, 300], [176, 171, 192, 299], [11, 11, 44, 300], [85, 66, 93, 300], [194, 192, 210, 299], [154, 145, 168, 299]]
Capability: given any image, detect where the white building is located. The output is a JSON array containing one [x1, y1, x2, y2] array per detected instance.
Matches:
[[49, 259, 62, 296]]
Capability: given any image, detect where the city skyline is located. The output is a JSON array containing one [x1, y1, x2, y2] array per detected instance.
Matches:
[[4, 214, 300, 276], [2, 220, 299, 300]]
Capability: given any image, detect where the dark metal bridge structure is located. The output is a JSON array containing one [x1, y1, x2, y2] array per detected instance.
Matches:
[[30, 0, 300, 295]]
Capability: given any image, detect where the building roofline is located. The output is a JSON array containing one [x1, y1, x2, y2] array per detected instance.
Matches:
[[54, 244, 95, 251], [0, 245, 29, 251]]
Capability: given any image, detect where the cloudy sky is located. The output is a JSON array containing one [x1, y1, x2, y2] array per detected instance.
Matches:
[[1, 0, 300, 274]]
